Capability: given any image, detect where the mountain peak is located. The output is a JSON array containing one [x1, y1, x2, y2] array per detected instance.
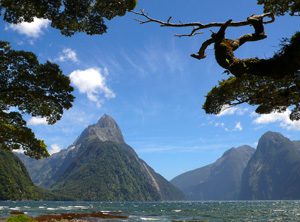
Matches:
[[240, 132, 300, 200], [257, 131, 293, 155], [261, 131, 284, 138], [222, 145, 255, 158], [97, 114, 118, 128], [76, 114, 125, 144]]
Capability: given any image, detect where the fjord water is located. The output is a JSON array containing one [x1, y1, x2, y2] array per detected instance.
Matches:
[[1, 201, 300, 221]]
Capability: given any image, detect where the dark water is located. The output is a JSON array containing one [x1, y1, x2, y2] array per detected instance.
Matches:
[[1, 201, 300, 221]]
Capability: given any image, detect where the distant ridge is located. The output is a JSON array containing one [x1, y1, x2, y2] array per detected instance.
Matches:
[[171, 145, 255, 200], [171, 131, 300, 200]]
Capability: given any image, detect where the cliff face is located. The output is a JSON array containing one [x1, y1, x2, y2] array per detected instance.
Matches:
[[240, 132, 300, 200]]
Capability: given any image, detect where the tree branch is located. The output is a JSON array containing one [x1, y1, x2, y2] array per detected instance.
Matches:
[[191, 38, 215, 59], [132, 10, 275, 37]]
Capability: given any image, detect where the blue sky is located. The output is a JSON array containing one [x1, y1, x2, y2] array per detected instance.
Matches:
[[2, 0, 300, 180]]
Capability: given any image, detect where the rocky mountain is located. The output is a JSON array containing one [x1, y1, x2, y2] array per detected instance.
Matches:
[[171, 145, 255, 200], [17, 115, 125, 188], [240, 131, 300, 200], [76, 114, 125, 144], [18, 114, 184, 201]]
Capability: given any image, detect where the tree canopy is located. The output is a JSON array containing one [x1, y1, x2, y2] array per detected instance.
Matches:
[[0, 0, 137, 36], [134, 1, 300, 120], [0, 0, 137, 158], [259, 0, 300, 16], [0, 41, 74, 158]]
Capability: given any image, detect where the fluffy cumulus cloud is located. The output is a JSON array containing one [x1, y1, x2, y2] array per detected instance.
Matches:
[[8, 17, 50, 38], [57, 48, 79, 63], [253, 109, 300, 131], [217, 105, 248, 117], [27, 117, 48, 126], [49, 144, 62, 155], [69, 68, 115, 106]]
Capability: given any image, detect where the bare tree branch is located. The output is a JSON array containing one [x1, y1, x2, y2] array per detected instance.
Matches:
[[132, 10, 275, 37], [191, 38, 215, 59]]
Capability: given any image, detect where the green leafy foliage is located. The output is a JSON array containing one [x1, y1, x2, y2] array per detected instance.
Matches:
[[258, 0, 300, 16], [204, 74, 300, 120], [0, 0, 137, 36], [0, 112, 48, 159], [204, 32, 300, 120], [206, 3, 300, 119], [220, 32, 300, 79], [0, 41, 74, 158], [6, 215, 36, 222], [0, 150, 73, 200]]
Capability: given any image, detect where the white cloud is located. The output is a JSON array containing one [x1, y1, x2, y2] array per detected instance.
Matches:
[[253, 141, 258, 147], [213, 121, 243, 132], [217, 105, 248, 117], [50, 144, 62, 155], [234, 122, 243, 131], [215, 122, 225, 127], [57, 48, 79, 63], [253, 109, 300, 131], [8, 17, 50, 38], [214, 122, 229, 131], [121, 40, 187, 78], [28, 117, 48, 126], [69, 67, 115, 106], [13, 148, 25, 154]]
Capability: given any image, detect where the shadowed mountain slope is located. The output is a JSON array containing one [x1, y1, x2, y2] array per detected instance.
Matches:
[[171, 145, 255, 200], [240, 131, 300, 200]]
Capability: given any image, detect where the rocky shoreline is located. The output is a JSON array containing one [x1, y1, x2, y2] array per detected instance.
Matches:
[[4, 211, 128, 222]]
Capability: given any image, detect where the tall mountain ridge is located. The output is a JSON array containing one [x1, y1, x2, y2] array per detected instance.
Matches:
[[240, 131, 300, 200], [18, 114, 184, 201], [18, 114, 126, 188], [171, 145, 255, 200]]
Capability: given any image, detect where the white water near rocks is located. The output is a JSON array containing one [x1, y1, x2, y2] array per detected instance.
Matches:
[[1, 201, 300, 221]]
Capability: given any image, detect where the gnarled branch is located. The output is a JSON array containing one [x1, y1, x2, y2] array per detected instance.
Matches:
[[132, 10, 275, 37]]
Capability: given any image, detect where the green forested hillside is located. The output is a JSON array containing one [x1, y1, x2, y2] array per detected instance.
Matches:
[[51, 139, 183, 201], [0, 150, 39, 200], [0, 150, 70, 200]]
